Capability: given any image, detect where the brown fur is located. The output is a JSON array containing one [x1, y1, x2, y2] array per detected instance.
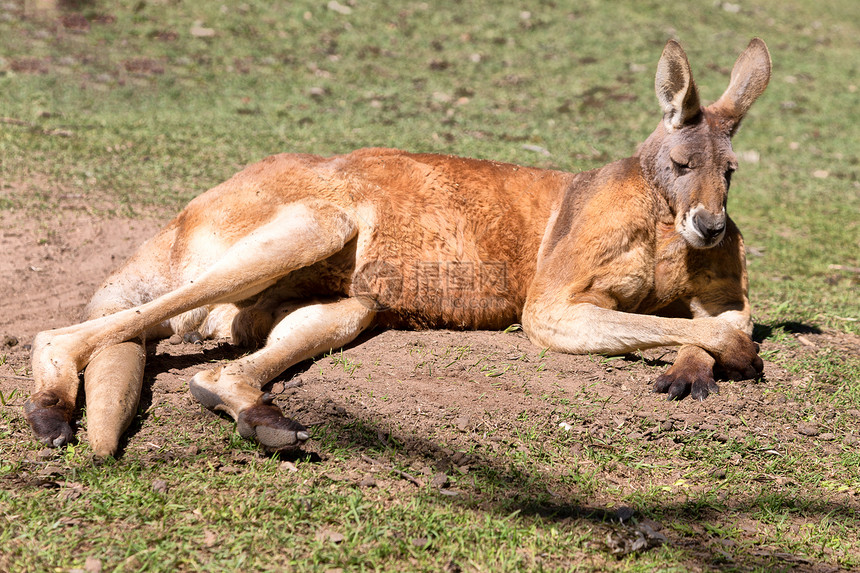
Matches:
[[25, 39, 771, 457]]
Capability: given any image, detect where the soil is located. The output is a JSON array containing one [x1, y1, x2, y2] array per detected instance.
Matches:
[[2, 209, 859, 572]]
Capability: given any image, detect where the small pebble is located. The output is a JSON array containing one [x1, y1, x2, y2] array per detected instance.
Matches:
[[37, 448, 55, 460], [615, 506, 635, 522], [183, 331, 203, 344], [203, 530, 217, 548], [269, 382, 285, 394], [316, 529, 344, 544], [168, 334, 182, 345], [84, 557, 103, 573], [308, 86, 327, 98], [430, 472, 449, 488], [798, 423, 820, 437]]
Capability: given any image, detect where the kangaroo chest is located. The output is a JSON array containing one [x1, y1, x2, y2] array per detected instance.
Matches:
[[636, 222, 696, 315]]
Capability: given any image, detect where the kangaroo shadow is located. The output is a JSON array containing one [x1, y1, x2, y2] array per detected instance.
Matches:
[[75, 328, 850, 570], [113, 332, 378, 457], [275, 401, 854, 572], [753, 321, 822, 343]]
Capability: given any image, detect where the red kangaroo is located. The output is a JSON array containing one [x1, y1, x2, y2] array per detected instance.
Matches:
[[25, 38, 771, 457]]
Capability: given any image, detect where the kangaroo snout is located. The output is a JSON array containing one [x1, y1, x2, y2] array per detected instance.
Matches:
[[682, 204, 727, 248], [692, 208, 726, 242]]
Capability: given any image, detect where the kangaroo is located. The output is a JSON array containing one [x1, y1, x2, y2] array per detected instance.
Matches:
[[25, 39, 771, 458]]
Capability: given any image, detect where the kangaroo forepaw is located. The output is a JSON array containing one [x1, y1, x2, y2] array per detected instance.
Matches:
[[718, 350, 764, 381], [237, 396, 310, 450], [716, 335, 764, 381], [24, 392, 75, 448]]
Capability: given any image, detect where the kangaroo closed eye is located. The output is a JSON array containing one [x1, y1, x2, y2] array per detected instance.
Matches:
[[669, 146, 696, 169]]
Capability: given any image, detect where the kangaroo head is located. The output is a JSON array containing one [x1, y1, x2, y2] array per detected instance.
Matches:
[[638, 38, 771, 249]]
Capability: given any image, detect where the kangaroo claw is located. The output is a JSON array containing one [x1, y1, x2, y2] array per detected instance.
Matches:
[[237, 401, 310, 449]]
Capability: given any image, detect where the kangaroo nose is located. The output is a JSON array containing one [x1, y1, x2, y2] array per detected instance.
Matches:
[[692, 210, 726, 242]]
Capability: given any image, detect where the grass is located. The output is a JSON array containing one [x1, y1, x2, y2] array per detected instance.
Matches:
[[2, 0, 859, 571], [4, 367, 859, 573]]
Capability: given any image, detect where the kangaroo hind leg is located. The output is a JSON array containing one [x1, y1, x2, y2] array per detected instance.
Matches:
[[190, 297, 375, 449], [25, 244, 171, 454], [26, 200, 357, 455]]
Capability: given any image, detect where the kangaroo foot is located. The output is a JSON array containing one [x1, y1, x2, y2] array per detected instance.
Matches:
[[24, 391, 75, 447], [237, 393, 310, 450], [190, 371, 309, 449]]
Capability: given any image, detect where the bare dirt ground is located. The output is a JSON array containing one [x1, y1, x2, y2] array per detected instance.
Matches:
[[2, 210, 859, 571]]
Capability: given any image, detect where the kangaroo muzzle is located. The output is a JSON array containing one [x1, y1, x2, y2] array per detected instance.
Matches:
[[681, 204, 727, 248]]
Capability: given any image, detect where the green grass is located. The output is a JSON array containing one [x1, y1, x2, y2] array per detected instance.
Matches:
[[2, 0, 859, 571], [3, 351, 860, 573]]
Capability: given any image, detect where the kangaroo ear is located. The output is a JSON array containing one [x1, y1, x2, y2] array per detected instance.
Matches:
[[710, 38, 771, 134], [655, 39, 701, 131]]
